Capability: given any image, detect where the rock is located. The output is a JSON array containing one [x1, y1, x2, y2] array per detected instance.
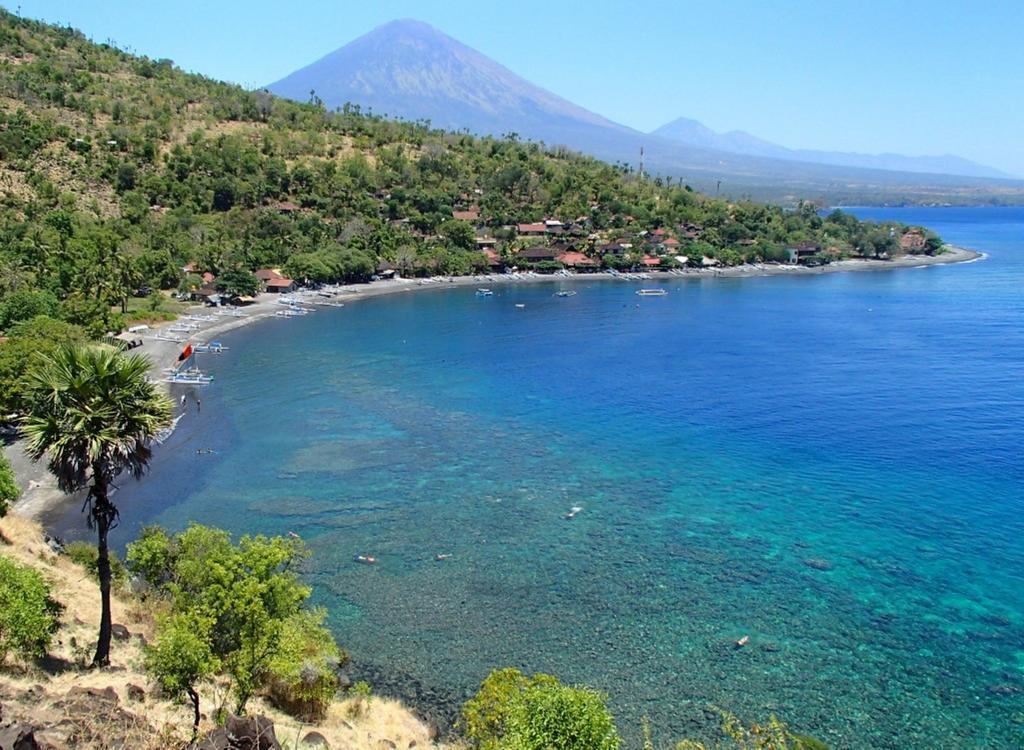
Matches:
[[300, 731, 329, 747], [195, 727, 231, 750], [0, 723, 41, 750], [126, 684, 145, 702], [377, 741, 396, 750], [64, 686, 118, 704], [222, 714, 281, 750], [986, 683, 1022, 696], [803, 557, 833, 571], [408, 742, 418, 749], [110, 624, 131, 641]]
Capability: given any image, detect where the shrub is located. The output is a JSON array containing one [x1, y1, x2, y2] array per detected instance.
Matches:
[[65, 540, 128, 585], [0, 555, 61, 663], [0, 453, 18, 517], [463, 668, 619, 750], [506, 679, 620, 750], [125, 524, 176, 589], [145, 611, 219, 733], [265, 609, 345, 721], [345, 680, 373, 719]]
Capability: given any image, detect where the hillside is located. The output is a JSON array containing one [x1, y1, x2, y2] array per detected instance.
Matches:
[[0, 513, 450, 749]]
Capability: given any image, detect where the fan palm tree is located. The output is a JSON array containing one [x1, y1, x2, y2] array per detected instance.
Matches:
[[22, 345, 172, 666]]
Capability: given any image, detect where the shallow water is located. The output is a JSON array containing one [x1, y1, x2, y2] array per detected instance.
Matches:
[[54, 207, 1024, 748]]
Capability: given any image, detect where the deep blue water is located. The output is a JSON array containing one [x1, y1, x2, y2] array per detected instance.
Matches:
[[54, 207, 1024, 748]]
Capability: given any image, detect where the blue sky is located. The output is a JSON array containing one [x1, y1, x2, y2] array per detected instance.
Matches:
[[10, 0, 1024, 176]]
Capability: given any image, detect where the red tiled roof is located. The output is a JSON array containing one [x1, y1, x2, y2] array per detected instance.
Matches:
[[201, 272, 215, 283], [453, 210, 479, 222], [641, 256, 661, 267], [483, 248, 501, 264], [557, 251, 598, 267], [265, 277, 295, 288], [255, 268, 283, 281], [663, 237, 680, 246], [517, 222, 547, 233]]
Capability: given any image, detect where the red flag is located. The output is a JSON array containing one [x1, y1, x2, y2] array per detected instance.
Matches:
[[177, 343, 193, 362]]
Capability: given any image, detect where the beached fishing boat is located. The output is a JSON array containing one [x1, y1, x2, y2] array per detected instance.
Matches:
[[636, 289, 668, 296]]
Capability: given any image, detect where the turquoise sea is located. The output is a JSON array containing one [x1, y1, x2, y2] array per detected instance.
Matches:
[[52, 207, 1024, 748]]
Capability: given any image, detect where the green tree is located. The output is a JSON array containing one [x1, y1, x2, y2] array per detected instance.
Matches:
[[126, 523, 318, 714], [215, 267, 260, 297], [438, 219, 477, 251], [0, 556, 62, 664], [0, 452, 18, 517], [145, 612, 220, 735], [0, 288, 60, 331], [22, 345, 172, 666]]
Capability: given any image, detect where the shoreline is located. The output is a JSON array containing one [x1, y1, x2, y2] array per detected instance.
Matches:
[[4, 244, 982, 524]]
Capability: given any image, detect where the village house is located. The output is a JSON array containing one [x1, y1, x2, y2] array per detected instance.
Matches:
[[786, 241, 822, 264], [264, 277, 297, 294], [482, 247, 504, 271], [255, 268, 284, 283], [516, 222, 547, 237], [640, 255, 662, 269], [556, 251, 599, 272], [453, 209, 480, 223], [517, 246, 557, 263]]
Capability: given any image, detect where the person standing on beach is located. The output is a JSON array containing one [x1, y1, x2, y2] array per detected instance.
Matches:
[[196, 396, 201, 412], [180, 394, 187, 410]]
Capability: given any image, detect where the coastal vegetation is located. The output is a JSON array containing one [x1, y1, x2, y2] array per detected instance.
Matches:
[[0, 452, 18, 516]]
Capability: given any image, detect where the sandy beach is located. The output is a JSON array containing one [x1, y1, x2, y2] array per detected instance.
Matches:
[[2, 244, 982, 524]]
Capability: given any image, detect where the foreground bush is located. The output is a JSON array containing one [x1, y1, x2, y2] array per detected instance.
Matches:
[[463, 667, 620, 750], [265, 608, 345, 721], [126, 523, 340, 716], [0, 555, 61, 664]]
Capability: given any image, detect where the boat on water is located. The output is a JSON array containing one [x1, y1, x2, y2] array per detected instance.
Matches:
[[555, 290, 577, 297], [515, 303, 526, 308], [476, 288, 493, 297], [636, 288, 668, 296], [354, 554, 377, 565], [164, 372, 214, 385], [564, 505, 584, 520]]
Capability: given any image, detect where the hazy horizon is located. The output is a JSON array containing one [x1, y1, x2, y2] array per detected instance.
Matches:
[[10, 0, 1024, 177]]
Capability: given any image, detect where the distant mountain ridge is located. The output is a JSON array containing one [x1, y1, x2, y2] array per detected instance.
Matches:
[[651, 117, 1010, 180], [266, 19, 1019, 195]]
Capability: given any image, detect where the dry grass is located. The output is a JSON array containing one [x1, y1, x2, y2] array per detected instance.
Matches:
[[0, 514, 458, 750]]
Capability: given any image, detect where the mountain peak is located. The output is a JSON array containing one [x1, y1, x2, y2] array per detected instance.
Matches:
[[266, 19, 636, 139]]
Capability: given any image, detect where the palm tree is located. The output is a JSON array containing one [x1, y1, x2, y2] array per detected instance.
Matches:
[[22, 345, 172, 666]]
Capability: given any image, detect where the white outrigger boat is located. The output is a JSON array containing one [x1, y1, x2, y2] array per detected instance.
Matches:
[[165, 371, 214, 385], [193, 341, 229, 353], [554, 290, 577, 297], [636, 288, 668, 296], [153, 333, 184, 343], [475, 288, 494, 297]]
